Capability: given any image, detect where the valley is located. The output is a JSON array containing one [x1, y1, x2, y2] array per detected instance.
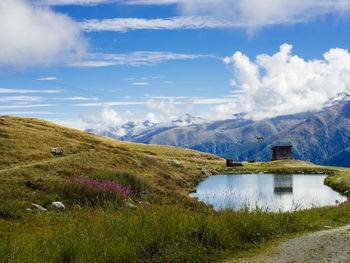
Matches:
[[1, 116, 350, 262]]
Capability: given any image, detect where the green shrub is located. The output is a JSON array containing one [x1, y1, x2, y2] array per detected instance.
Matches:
[[0, 200, 22, 219]]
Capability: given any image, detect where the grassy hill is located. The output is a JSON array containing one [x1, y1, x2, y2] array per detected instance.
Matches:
[[1, 116, 350, 263], [0, 116, 223, 206]]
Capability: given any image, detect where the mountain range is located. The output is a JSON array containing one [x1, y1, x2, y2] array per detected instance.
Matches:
[[87, 93, 350, 167]]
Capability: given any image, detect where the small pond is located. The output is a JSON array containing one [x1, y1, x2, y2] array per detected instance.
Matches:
[[190, 174, 347, 212]]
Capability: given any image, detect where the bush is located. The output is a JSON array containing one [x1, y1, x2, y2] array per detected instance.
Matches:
[[0, 200, 22, 219]]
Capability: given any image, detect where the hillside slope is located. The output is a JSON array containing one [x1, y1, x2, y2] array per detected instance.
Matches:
[[222, 102, 350, 165], [132, 112, 310, 154], [0, 116, 222, 204]]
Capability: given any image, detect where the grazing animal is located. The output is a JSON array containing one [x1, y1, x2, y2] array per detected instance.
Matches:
[[50, 147, 63, 156]]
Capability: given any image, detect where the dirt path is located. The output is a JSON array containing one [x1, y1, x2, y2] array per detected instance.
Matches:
[[227, 224, 350, 263], [0, 154, 79, 174]]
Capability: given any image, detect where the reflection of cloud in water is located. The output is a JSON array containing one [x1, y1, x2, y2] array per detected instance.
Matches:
[[190, 174, 347, 212]]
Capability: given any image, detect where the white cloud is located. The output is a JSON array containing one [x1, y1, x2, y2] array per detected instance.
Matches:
[[0, 89, 62, 93], [81, 105, 124, 128], [127, 0, 350, 27], [145, 99, 179, 115], [0, 111, 66, 115], [36, 77, 57, 81], [0, 0, 86, 67], [74, 102, 144, 106], [132, 82, 149, 86], [48, 118, 87, 130], [69, 51, 215, 67], [218, 43, 350, 120], [31, 0, 119, 5], [80, 17, 244, 32], [32, 0, 350, 31], [0, 96, 43, 102], [63, 97, 99, 101], [0, 104, 57, 109]]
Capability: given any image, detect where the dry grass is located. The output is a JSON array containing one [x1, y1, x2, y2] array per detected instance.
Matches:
[[0, 116, 222, 204]]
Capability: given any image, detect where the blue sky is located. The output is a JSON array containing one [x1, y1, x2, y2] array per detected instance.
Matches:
[[1, 0, 350, 130]]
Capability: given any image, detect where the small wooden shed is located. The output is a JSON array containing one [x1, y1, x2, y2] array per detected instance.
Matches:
[[271, 146, 292, 161]]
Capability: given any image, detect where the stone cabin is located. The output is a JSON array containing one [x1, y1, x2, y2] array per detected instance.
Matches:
[[271, 145, 293, 161]]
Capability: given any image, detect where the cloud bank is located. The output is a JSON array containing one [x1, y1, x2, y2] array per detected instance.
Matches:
[[75, 0, 350, 31], [127, 0, 350, 28], [218, 43, 350, 120], [0, 0, 86, 67]]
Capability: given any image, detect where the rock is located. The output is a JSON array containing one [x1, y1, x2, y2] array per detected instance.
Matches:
[[31, 203, 47, 211], [52, 201, 65, 209], [126, 202, 136, 208], [344, 190, 349, 194], [201, 169, 210, 177], [26, 208, 33, 212], [170, 159, 181, 167]]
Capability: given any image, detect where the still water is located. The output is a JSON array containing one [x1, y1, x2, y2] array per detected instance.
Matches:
[[190, 174, 347, 212]]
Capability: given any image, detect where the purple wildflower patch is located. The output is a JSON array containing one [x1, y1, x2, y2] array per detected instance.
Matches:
[[67, 175, 131, 198]]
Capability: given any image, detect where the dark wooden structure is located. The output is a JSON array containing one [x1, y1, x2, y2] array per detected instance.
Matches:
[[271, 145, 292, 161], [226, 159, 243, 167]]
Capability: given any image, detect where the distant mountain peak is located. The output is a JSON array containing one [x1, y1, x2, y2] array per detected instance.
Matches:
[[324, 92, 350, 107], [172, 113, 204, 126]]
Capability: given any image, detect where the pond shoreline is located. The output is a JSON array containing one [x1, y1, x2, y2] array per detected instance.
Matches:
[[191, 173, 347, 212]]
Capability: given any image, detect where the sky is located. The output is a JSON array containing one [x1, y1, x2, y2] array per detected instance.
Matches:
[[1, 0, 350, 130]]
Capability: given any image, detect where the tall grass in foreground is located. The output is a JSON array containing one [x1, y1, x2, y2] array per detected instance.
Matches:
[[1, 203, 350, 263]]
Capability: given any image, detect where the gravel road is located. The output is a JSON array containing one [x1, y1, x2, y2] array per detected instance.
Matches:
[[227, 224, 350, 263]]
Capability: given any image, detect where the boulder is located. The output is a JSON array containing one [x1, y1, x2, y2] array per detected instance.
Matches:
[[170, 159, 181, 167], [201, 169, 210, 177], [31, 203, 47, 211], [52, 201, 65, 209]]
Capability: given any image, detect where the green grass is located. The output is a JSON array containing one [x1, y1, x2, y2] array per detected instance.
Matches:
[[2, 116, 350, 262], [1, 203, 350, 263], [0, 200, 22, 220]]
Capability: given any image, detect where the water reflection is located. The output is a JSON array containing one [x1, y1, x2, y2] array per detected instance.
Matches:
[[274, 175, 293, 195], [190, 174, 347, 212]]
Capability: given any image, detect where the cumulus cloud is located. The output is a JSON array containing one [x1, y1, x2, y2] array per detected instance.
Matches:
[[0, 0, 86, 67], [217, 43, 350, 120], [81, 105, 124, 128]]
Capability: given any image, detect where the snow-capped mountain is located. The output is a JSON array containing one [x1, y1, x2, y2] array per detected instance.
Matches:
[[171, 113, 204, 126], [324, 92, 350, 107], [86, 113, 203, 140]]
